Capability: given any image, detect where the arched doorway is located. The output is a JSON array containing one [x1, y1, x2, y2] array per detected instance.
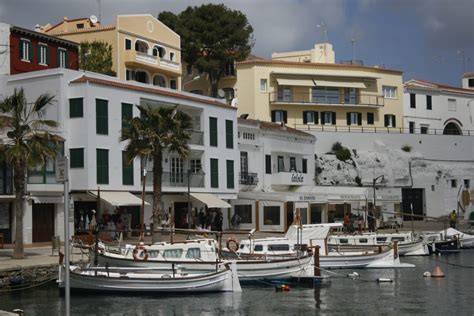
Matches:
[[443, 122, 462, 135]]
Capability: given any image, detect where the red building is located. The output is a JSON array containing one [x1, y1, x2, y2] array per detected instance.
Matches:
[[7, 25, 79, 75]]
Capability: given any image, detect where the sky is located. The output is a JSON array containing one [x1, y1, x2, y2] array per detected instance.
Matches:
[[0, 0, 473, 86]]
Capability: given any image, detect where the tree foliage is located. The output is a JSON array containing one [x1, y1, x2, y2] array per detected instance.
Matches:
[[158, 4, 254, 97], [0, 88, 61, 258], [79, 41, 115, 76], [120, 106, 192, 226]]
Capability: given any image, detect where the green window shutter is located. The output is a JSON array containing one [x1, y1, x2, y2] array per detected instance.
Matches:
[[96, 149, 109, 184], [37, 43, 41, 63], [96, 99, 108, 135], [210, 158, 218, 188], [70, 148, 84, 168], [209, 117, 218, 147], [69, 98, 83, 118], [46, 46, 50, 65], [122, 151, 134, 185], [225, 120, 233, 149], [226, 160, 234, 189], [19, 40, 23, 59], [121, 103, 133, 136], [28, 41, 32, 61]]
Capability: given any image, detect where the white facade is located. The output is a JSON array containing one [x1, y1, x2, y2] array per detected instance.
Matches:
[[1, 68, 238, 244], [0, 23, 10, 75], [403, 79, 474, 135]]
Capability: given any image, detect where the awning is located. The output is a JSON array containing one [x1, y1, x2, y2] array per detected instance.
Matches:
[[276, 78, 315, 87], [189, 193, 231, 208], [313, 80, 367, 89], [30, 195, 64, 204], [89, 191, 149, 207]]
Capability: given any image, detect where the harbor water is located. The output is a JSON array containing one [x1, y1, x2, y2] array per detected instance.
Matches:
[[1, 250, 473, 315]]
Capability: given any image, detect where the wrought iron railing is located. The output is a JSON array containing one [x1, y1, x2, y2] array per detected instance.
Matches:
[[187, 130, 204, 145], [145, 171, 205, 188], [293, 125, 474, 136], [239, 172, 259, 185]]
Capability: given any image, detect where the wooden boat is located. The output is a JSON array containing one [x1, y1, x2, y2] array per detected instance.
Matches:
[[421, 231, 461, 254], [58, 262, 241, 293], [327, 232, 429, 256], [439, 228, 474, 249], [235, 224, 414, 269], [96, 239, 312, 281]]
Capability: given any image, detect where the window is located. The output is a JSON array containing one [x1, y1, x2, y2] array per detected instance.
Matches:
[[277, 156, 284, 173], [224, 62, 235, 76], [359, 239, 368, 244], [410, 93, 416, 108], [70, 148, 84, 168], [384, 114, 396, 128], [265, 155, 272, 174], [367, 112, 374, 125], [169, 52, 175, 61], [170, 157, 184, 184], [383, 86, 397, 99], [125, 39, 132, 50], [240, 151, 248, 175], [254, 245, 263, 252], [209, 117, 218, 147], [153, 75, 166, 87], [234, 205, 252, 224], [302, 159, 307, 174], [469, 78, 474, 88], [57, 48, 67, 68], [243, 132, 255, 140], [464, 179, 470, 188], [126, 69, 135, 81], [163, 249, 183, 258], [190, 159, 201, 173], [343, 88, 358, 104], [225, 120, 233, 149], [121, 103, 133, 136], [263, 206, 280, 226], [346, 112, 362, 126], [170, 80, 177, 90], [448, 98, 456, 111], [38, 44, 48, 65], [210, 158, 218, 188], [69, 98, 83, 118], [321, 111, 336, 125], [312, 86, 340, 104], [271, 110, 287, 123], [431, 185, 435, 192], [19, 39, 32, 61], [122, 151, 134, 185], [451, 179, 457, 188], [96, 149, 109, 184], [277, 86, 291, 102], [185, 248, 201, 259], [420, 125, 429, 134], [77, 23, 84, 29], [289, 157, 296, 172], [96, 99, 108, 135], [260, 79, 267, 92], [226, 160, 234, 189], [268, 244, 290, 251], [409, 121, 415, 134], [426, 95, 432, 110], [303, 111, 318, 124]]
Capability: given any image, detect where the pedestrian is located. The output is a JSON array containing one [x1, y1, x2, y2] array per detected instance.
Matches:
[[343, 212, 350, 233], [214, 210, 223, 232], [198, 208, 206, 229], [205, 211, 213, 230], [358, 216, 363, 235], [449, 210, 457, 229]]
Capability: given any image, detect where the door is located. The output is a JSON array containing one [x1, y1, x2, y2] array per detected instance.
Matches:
[[402, 188, 424, 221], [32, 203, 55, 242], [174, 202, 189, 229], [0, 203, 12, 243]]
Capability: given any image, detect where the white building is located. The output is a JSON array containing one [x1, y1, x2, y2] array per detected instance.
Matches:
[[403, 79, 474, 135], [0, 68, 238, 244]]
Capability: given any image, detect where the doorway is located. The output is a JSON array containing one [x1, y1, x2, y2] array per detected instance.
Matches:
[[174, 202, 189, 228], [402, 188, 424, 221], [32, 202, 55, 242]]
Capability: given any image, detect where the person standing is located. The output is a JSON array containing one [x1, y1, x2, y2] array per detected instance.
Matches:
[[343, 212, 350, 233], [449, 210, 457, 229], [214, 210, 223, 232], [368, 210, 375, 232]]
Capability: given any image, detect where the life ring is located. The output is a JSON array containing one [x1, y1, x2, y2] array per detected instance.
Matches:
[[132, 243, 149, 261], [226, 237, 240, 252]]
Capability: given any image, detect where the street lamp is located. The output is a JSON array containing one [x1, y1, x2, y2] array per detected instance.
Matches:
[[372, 174, 384, 217]]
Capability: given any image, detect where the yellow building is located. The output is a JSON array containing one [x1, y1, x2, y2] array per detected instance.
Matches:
[[235, 43, 404, 130], [40, 14, 181, 89]]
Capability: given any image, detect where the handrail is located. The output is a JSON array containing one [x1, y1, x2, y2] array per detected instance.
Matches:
[[270, 92, 385, 107]]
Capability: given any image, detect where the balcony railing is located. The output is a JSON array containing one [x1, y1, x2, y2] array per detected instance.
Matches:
[[239, 172, 259, 185], [270, 92, 384, 107], [293, 125, 474, 136], [145, 171, 205, 188], [187, 130, 204, 145]]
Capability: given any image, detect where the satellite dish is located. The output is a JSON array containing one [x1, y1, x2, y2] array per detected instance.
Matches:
[[231, 98, 238, 108], [217, 89, 225, 99], [90, 15, 98, 25]]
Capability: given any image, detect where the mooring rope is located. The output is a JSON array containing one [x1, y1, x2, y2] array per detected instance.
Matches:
[[427, 255, 474, 269]]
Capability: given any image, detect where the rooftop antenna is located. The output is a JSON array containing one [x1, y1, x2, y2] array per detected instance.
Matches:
[[97, 0, 102, 22], [316, 22, 328, 59], [351, 38, 357, 61], [457, 50, 466, 73]]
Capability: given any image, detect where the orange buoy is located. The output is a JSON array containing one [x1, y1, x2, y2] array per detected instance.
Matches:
[[431, 265, 445, 277]]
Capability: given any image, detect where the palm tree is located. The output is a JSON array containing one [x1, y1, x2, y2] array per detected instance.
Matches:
[[121, 105, 192, 232]]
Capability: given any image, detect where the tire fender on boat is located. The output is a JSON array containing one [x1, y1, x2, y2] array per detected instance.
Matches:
[[132, 243, 149, 261]]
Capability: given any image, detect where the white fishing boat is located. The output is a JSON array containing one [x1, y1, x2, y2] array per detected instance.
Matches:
[[327, 232, 429, 256], [58, 262, 241, 293], [439, 228, 474, 249], [236, 224, 414, 269], [96, 238, 312, 281]]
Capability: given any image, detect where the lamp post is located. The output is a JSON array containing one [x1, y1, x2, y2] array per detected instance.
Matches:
[[187, 168, 191, 230], [140, 157, 148, 241], [372, 175, 384, 218]]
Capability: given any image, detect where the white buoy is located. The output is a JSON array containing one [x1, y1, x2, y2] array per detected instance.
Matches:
[[347, 272, 359, 278], [423, 271, 431, 277]]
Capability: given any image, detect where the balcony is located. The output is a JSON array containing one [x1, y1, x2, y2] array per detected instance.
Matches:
[[269, 92, 384, 107], [187, 130, 204, 146], [271, 170, 313, 186], [123, 50, 181, 75], [145, 171, 205, 188], [239, 172, 259, 186]]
